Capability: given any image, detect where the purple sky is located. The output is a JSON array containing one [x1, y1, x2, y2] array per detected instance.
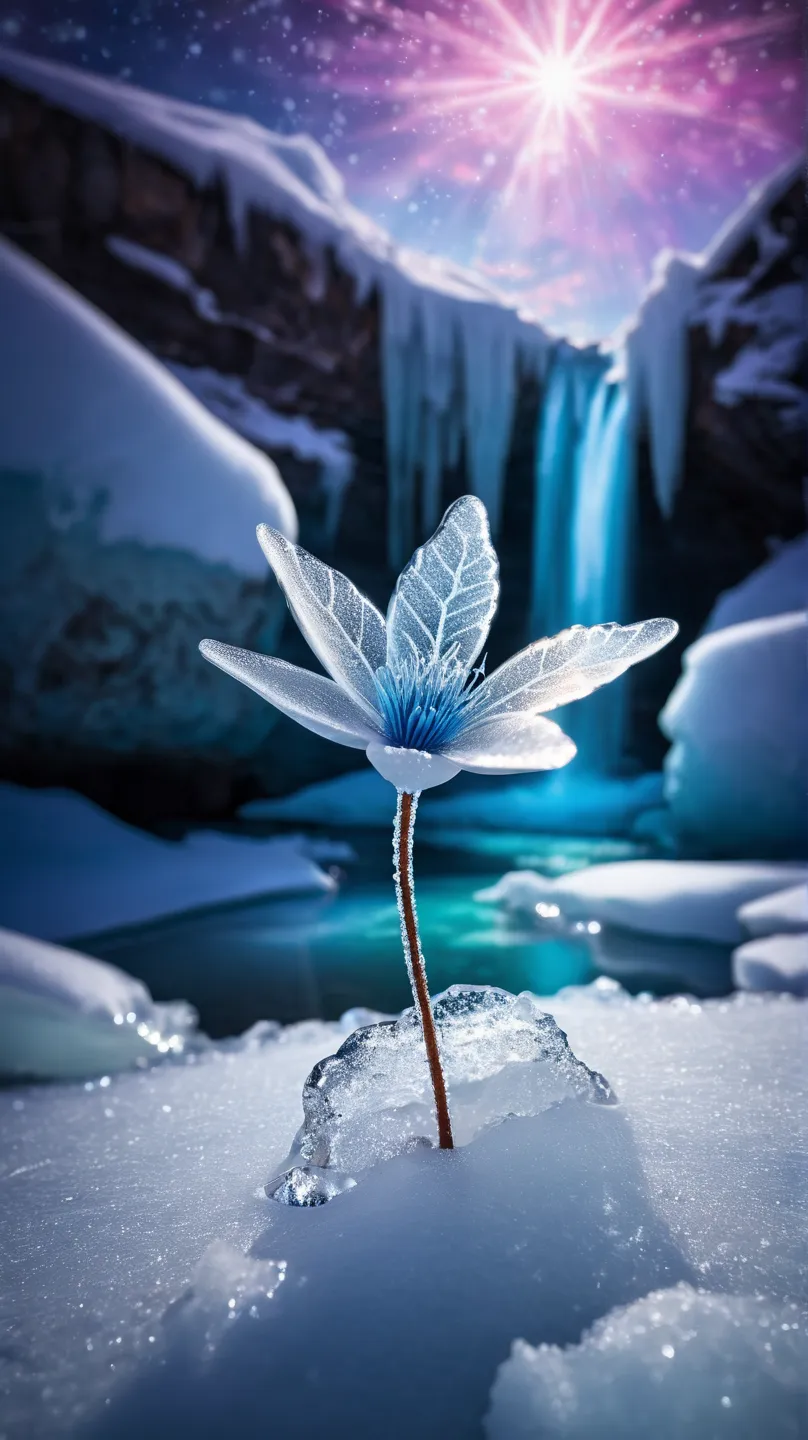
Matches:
[[2, 0, 802, 338]]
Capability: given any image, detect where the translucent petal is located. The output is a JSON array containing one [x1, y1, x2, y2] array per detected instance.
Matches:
[[386, 496, 499, 674], [443, 714, 577, 774], [258, 526, 386, 718], [472, 618, 679, 720], [199, 640, 382, 749]]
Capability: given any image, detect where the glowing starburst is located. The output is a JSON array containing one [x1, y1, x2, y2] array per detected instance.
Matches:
[[322, 0, 799, 311]]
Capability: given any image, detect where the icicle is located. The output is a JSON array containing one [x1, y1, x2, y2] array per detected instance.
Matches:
[[624, 252, 699, 520]]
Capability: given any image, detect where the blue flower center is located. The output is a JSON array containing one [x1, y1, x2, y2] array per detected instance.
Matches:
[[374, 654, 482, 753]]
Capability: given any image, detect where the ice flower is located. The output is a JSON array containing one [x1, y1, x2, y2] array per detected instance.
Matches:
[[201, 497, 678, 1149]]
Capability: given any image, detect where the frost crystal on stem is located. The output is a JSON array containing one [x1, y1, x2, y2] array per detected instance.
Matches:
[[394, 788, 454, 1149]]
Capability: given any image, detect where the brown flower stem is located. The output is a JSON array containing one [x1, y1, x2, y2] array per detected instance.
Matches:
[[394, 788, 454, 1150]]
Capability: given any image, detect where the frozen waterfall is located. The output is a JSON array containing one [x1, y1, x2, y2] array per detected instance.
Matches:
[[379, 279, 549, 570], [530, 348, 637, 774]]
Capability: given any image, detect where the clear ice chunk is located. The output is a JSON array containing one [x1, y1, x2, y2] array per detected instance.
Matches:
[[269, 985, 614, 1193], [265, 1165, 357, 1207]]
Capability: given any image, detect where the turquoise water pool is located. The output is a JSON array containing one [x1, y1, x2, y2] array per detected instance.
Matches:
[[78, 827, 733, 1037]]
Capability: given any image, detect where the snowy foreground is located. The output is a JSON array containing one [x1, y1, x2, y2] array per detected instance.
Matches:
[[1, 981, 806, 1439]]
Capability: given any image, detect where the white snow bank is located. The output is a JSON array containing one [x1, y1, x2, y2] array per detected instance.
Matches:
[[704, 533, 808, 634], [243, 768, 665, 838], [660, 611, 808, 858], [732, 933, 808, 996], [0, 238, 295, 575], [738, 884, 808, 938], [0, 45, 551, 564], [0, 927, 199, 1080], [167, 363, 353, 543], [0, 783, 338, 941], [2, 984, 804, 1439], [476, 860, 807, 945], [486, 1284, 808, 1440]]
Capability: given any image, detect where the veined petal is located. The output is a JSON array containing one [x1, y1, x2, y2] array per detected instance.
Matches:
[[442, 714, 577, 774], [199, 640, 382, 749], [386, 496, 499, 673], [257, 525, 387, 719], [472, 618, 679, 720]]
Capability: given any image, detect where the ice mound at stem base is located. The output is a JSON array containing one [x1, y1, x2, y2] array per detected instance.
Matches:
[[269, 985, 614, 1198]]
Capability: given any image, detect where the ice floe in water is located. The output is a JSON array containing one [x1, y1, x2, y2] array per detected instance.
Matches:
[[268, 985, 613, 1198], [486, 1283, 808, 1440]]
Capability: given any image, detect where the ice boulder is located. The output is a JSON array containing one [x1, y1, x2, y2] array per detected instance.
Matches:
[[660, 612, 808, 858], [732, 933, 808, 996], [0, 927, 199, 1080], [476, 861, 807, 944], [737, 883, 808, 939], [267, 986, 614, 1199], [0, 238, 296, 783], [486, 1284, 808, 1440]]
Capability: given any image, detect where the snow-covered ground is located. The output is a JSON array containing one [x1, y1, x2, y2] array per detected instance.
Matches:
[[0, 982, 805, 1438], [0, 783, 343, 942]]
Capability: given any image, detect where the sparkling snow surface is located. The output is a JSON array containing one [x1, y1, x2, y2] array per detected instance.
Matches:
[[1, 985, 805, 1439], [0, 239, 295, 576], [0, 784, 339, 942], [486, 1284, 808, 1439]]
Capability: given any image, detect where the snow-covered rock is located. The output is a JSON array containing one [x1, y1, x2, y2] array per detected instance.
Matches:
[[0, 927, 199, 1080], [1, 984, 804, 1438], [486, 1284, 808, 1440], [0, 782, 337, 942], [476, 861, 807, 945], [0, 238, 297, 779], [732, 933, 808, 996], [660, 611, 808, 858], [737, 884, 808, 939], [704, 533, 808, 634]]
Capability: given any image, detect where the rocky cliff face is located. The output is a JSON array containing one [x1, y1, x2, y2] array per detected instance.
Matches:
[[629, 171, 807, 765], [0, 51, 804, 816]]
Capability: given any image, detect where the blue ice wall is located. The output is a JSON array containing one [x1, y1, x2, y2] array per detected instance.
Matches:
[[530, 350, 636, 774]]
